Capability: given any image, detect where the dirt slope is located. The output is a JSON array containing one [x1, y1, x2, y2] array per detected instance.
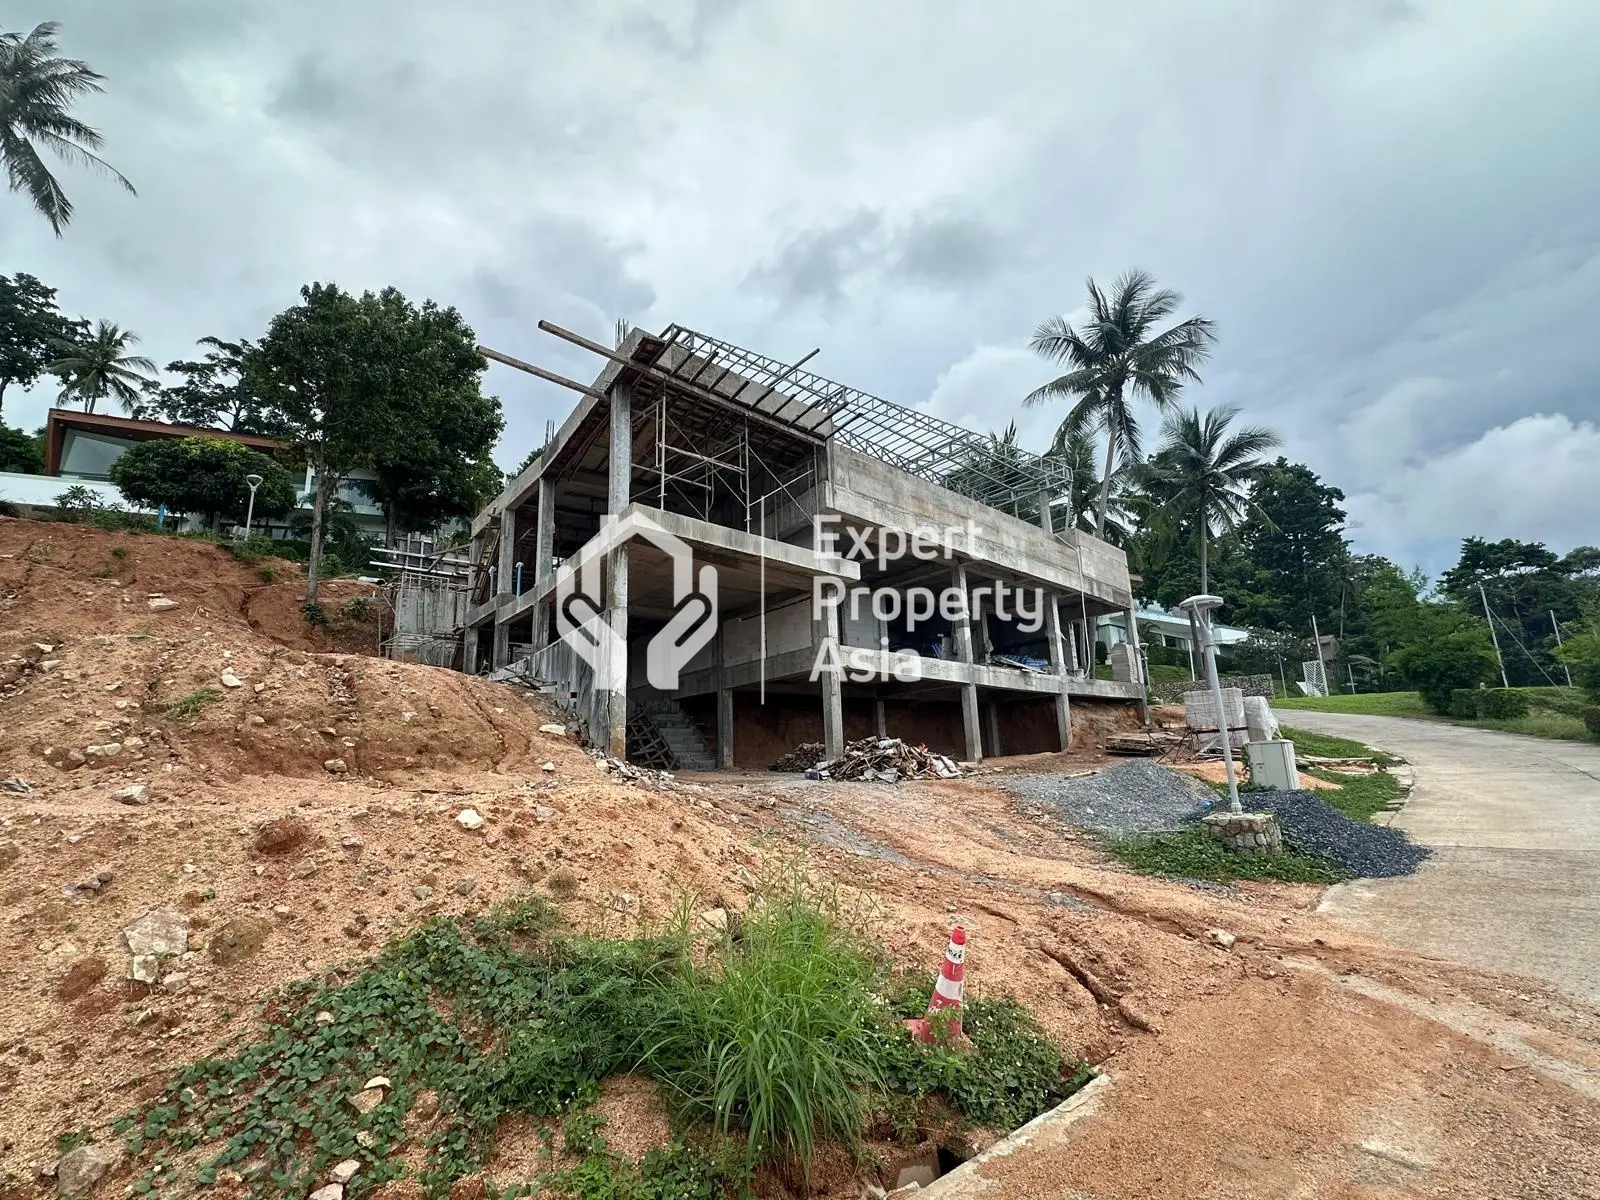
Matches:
[[2, 519, 1598, 1199]]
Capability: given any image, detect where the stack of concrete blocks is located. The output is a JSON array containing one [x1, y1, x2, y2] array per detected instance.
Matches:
[[1201, 811, 1283, 857], [1109, 642, 1142, 685], [1184, 686, 1246, 752]]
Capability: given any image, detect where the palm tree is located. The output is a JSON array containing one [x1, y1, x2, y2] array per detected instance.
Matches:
[[1, 22, 135, 235], [49, 320, 156, 413], [1049, 427, 1134, 541], [1147, 405, 1280, 594], [1024, 271, 1216, 538]]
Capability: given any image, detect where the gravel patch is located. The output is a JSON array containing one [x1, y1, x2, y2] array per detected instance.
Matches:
[[1251, 789, 1431, 878], [1000, 760, 1218, 835]]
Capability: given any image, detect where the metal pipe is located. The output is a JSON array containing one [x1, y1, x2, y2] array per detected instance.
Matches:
[[1479, 583, 1509, 688], [1551, 609, 1574, 687]]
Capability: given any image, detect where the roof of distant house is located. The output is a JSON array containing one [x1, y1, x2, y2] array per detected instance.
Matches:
[[44, 408, 285, 476]]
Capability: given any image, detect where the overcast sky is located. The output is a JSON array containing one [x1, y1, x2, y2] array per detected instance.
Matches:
[[4, 0, 1597, 577]]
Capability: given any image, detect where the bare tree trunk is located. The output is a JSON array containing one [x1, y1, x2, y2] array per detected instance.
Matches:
[[0, 377, 8, 420], [1095, 429, 1117, 538], [307, 467, 336, 606]]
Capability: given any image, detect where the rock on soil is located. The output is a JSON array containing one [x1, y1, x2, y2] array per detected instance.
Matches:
[[209, 916, 272, 965], [253, 817, 310, 855], [55, 1144, 121, 1198], [1249, 789, 1432, 878], [1001, 760, 1218, 834], [111, 784, 149, 805], [123, 910, 189, 983]]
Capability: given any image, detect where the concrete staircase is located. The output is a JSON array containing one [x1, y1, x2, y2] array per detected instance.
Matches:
[[632, 700, 716, 771]]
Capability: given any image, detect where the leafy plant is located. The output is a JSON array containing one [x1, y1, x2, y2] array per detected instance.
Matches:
[[110, 437, 295, 534], [166, 686, 222, 719], [639, 880, 883, 1176], [1448, 687, 1530, 720], [301, 601, 327, 627], [258, 563, 277, 583], [343, 597, 373, 623], [52, 483, 102, 520]]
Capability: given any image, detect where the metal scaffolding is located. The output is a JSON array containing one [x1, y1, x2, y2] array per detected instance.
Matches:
[[655, 325, 1073, 519]]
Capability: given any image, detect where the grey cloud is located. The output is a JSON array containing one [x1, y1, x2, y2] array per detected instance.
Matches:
[[746, 209, 1010, 309], [744, 211, 884, 310]]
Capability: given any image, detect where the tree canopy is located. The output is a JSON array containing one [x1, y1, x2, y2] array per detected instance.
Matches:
[[135, 336, 291, 435], [49, 319, 155, 413], [0, 21, 134, 234], [0, 272, 86, 416], [1024, 270, 1216, 536], [108, 436, 295, 532], [247, 282, 494, 600]]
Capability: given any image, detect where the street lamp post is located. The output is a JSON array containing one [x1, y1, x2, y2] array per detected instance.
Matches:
[[243, 473, 263, 541], [1179, 593, 1241, 814]]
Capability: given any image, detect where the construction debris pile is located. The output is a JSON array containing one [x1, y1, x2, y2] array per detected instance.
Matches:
[[805, 737, 966, 783], [585, 748, 682, 789], [769, 743, 827, 773]]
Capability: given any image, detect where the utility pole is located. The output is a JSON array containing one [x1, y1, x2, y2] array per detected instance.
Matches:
[[1551, 609, 1574, 688], [1181, 594, 1240, 814], [1479, 583, 1509, 689]]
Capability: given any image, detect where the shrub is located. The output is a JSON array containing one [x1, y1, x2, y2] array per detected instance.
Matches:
[[1558, 631, 1600, 703], [343, 597, 373, 623], [0, 498, 21, 518], [639, 881, 884, 1176], [52, 484, 103, 521], [227, 533, 277, 565], [1094, 640, 1109, 665], [109, 437, 295, 534], [258, 564, 277, 583], [1582, 707, 1600, 739], [300, 601, 327, 627], [1449, 687, 1531, 720], [1389, 617, 1499, 713]]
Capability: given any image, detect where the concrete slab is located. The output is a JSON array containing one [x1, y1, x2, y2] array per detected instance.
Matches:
[[1284, 710, 1600, 1004]]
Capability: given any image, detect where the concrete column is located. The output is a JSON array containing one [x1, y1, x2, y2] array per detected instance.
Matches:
[[874, 696, 887, 738], [951, 564, 982, 762], [531, 476, 555, 652], [462, 624, 480, 676], [1037, 489, 1053, 535], [984, 702, 1002, 758], [1125, 605, 1151, 725], [606, 384, 633, 760], [1045, 594, 1072, 752], [492, 506, 516, 669], [717, 688, 734, 768], [816, 596, 845, 760]]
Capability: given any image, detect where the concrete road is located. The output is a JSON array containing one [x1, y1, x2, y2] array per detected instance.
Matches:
[[1278, 710, 1600, 1005]]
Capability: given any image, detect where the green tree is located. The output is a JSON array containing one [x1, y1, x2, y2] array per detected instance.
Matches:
[[108, 436, 295, 533], [1023, 270, 1216, 538], [1144, 406, 1278, 595], [0, 22, 134, 234], [0, 419, 43, 472], [1388, 604, 1500, 712], [1228, 460, 1351, 632], [137, 336, 291, 434], [247, 282, 488, 602], [1050, 428, 1133, 541], [369, 384, 503, 537], [0, 272, 86, 417], [49, 319, 156, 413], [1438, 537, 1599, 686]]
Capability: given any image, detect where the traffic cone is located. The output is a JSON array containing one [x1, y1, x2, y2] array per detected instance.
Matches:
[[905, 926, 971, 1049]]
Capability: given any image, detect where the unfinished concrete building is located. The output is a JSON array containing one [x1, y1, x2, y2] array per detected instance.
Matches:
[[462, 322, 1146, 769]]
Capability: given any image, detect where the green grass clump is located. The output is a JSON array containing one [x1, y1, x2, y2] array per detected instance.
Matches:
[[1102, 827, 1348, 884], [1279, 725, 1403, 766], [641, 883, 882, 1173], [1273, 691, 1429, 717], [165, 686, 222, 719], [1302, 769, 1402, 823]]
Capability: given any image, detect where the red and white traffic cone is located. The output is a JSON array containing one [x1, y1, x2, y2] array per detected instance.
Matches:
[[905, 926, 971, 1048]]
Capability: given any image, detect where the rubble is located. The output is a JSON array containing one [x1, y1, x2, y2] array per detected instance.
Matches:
[[585, 749, 679, 788], [805, 738, 965, 783], [769, 743, 826, 772]]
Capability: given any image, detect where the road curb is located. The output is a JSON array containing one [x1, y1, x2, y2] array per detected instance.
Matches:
[[915, 1072, 1113, 1198]]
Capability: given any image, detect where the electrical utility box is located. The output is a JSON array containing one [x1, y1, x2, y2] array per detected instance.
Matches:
[[1246, 739, 1300, 791]]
